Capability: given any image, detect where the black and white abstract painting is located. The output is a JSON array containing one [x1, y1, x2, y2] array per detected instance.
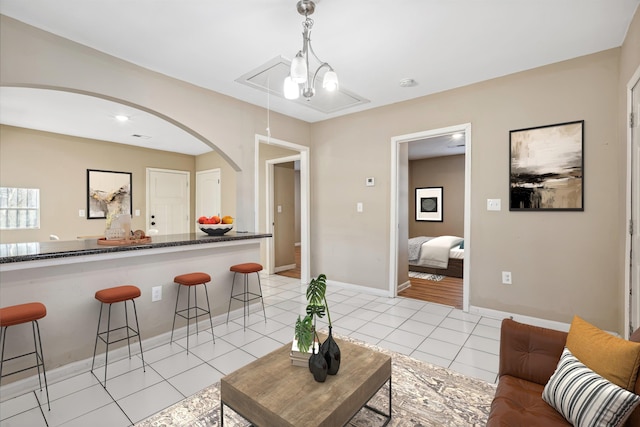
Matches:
[[509, 121, 584, 211]]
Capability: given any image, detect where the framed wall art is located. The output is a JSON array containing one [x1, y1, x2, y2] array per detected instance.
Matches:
[[87, 169, 132, 219], [415, 187, 443, 221], [509, 120, 584, 211]]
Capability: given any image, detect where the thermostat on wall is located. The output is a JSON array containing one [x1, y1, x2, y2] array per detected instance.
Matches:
[[366, 177, 375, 187]]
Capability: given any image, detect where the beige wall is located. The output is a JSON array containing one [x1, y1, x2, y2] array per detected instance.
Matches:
[[0, 15, 310, 234], [312, 48, 623, 331], [409, 155, 465, 238], [0, 125, 195, 243], [2, 10, 639, 334]]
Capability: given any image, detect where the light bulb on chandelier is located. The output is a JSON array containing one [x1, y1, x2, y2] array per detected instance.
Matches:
[[284, 0, 339, 100]]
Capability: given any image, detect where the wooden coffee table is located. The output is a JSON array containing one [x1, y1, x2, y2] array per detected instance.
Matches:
[[220, 337, 392, 427]]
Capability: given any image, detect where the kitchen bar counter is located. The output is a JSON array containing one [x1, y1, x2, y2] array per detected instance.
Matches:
[[0, 232, 272, 379], [0, 231, 271, 265]]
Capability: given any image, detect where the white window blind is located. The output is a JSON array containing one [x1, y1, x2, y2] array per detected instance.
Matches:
[[0, 187, 40, 229]]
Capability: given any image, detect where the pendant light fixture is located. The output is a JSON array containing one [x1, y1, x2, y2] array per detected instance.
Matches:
[[284, 0, 338, 100]]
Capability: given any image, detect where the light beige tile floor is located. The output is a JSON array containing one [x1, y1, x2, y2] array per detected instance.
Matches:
[[0, 274, 502, 426]]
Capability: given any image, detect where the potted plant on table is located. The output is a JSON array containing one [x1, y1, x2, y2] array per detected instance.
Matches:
[[294, 274, 341, 382]]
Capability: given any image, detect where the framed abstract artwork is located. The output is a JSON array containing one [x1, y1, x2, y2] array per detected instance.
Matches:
[[415, 187, 443, 221], [87, 169, 132, 219], [509, 120, 584, 211]]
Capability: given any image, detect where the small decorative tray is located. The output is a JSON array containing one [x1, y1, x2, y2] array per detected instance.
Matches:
[[97, 237, 152, 246]]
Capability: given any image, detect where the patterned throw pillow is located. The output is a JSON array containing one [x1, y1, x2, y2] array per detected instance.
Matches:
[[542, 348, 640, 427], [566, 315, 640, 390]]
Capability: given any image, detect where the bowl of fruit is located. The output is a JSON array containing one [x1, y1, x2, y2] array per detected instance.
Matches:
[[197, 215, 234, 235]]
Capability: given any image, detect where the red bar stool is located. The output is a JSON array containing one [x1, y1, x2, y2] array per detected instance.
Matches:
[[91, 285, 145, 387], [226, 263, 266, 330], [170, 272, 215, 353], [0, 302, 50, 410]]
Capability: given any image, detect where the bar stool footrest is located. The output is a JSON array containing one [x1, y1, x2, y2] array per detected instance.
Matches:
[[96, 325, 141, 346], [175, 306, 211, 322], [0, 351, 45, 378], [230, 292, 264, 304]]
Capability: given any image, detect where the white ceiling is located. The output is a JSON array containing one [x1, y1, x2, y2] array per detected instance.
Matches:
[[0, 87, 213, 155], [0, 0, 638, 156]]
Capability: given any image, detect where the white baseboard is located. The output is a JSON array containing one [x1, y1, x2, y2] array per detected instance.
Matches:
[[326, 279, 390, 297], [397, 280, 411, 293], [0, 305, 261, 400], [274, 264, 296, 273], [469, 305, 571, 332]]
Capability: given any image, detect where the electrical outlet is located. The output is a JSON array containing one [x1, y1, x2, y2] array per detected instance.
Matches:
[[357, 202, 363, 212], [487, 199, 501, 211], [152, 286, 162, 302], [502, 271, 512, 285]]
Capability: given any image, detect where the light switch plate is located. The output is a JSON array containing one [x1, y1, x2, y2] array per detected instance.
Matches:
[[357, 202, 363, 212]]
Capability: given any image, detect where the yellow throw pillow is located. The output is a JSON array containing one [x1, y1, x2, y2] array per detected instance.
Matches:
[[566, 315, 640, 390]]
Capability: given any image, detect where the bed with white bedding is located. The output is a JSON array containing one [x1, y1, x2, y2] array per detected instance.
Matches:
[[408, 235, 464, 278]]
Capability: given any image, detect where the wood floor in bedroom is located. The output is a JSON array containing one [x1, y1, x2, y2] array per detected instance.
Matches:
[[400, 276, 463, 309]]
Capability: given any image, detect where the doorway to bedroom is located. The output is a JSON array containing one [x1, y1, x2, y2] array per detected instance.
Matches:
[[390, 124, 471, 310]]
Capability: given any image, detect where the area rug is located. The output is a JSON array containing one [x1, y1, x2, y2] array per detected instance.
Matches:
[[136, 336, 496, 426], [409, 271, 445, 281]]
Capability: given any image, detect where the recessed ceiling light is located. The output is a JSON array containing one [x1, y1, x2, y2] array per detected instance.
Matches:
[[452, 133, 463, 140], [399, 78, 418, 88], [115, 115, 129, 122]]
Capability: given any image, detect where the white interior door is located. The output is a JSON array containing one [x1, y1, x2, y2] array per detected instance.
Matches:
[[146, 168, 190, 235], [631, 76, 640, 332], [196, 169, 221, 224]]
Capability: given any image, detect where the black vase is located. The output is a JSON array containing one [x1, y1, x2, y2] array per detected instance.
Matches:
[[321, 326, 341, 375], [308, 349, 328, 382]]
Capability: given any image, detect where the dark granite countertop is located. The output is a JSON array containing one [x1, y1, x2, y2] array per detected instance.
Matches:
[[0, 232, 271, 264]]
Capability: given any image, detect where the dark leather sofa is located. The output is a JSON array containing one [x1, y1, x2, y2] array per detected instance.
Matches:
[[486, 318, 640, 427]]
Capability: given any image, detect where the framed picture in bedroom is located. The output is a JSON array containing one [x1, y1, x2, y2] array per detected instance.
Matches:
[[415, 187, 443, 221], [509, 120, 584, 211]]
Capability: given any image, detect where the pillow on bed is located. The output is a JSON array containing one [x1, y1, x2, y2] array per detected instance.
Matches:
[[459, 240, 464, 249]]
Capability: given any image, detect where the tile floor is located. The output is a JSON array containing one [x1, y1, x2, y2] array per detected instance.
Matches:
[[0, 274, 502, 426]]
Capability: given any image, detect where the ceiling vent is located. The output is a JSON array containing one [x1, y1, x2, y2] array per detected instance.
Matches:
[[236, 56, 369, 114]]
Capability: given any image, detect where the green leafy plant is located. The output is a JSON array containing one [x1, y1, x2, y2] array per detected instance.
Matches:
[[294, 274, 332, 353]]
